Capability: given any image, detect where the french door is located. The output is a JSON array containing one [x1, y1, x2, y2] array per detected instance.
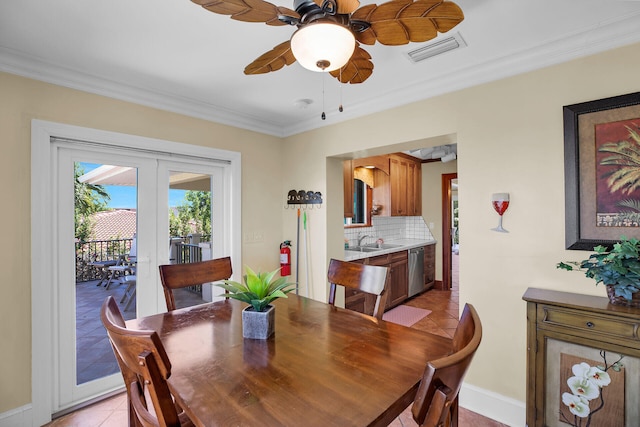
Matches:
[[31, 120, 241, 424]]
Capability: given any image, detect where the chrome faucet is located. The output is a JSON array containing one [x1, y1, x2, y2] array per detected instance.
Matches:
[[358, 233, 372, 247]]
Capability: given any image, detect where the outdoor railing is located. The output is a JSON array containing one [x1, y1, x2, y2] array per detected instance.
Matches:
[[75, 238, 134, 282], [76, 235, 211, 283]]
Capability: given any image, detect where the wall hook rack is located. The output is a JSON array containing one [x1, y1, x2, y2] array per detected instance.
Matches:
[[286, 190, 323, 209]]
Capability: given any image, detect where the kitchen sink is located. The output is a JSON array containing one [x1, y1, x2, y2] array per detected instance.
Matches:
[[374, 243, 403, 249], [359, 247, 384, 252], [347, 243, 404, 252], [347, 246, 383, 252]]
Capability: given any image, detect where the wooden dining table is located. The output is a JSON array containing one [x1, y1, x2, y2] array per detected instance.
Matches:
[[128, 294, 453, 427]]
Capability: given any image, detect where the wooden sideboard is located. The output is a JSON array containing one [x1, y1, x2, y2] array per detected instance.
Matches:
[[523, 288, 640, 427]]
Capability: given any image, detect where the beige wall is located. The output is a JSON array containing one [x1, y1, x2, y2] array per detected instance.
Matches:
[[422, 160, 458, 281], [3, 41, 640, 419], [281, 42, 640, 411], [0, 72, 283, 412]]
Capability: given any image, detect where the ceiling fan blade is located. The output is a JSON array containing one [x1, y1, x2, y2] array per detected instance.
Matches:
[[337, 0, 360, 14], [192, 0, 299, 26], [244, 41, 297, 75], [352, 0, 463, 46], [329, 44, 373, 84]]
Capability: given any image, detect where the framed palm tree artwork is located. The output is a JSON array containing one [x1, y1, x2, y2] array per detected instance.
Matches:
[[564, 91, 640, 250]]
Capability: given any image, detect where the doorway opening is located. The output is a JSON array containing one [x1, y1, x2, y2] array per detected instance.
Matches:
[[441, 173, 458, 290]]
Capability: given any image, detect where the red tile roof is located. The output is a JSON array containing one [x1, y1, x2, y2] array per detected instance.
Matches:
[[90, 209, 136, 240]]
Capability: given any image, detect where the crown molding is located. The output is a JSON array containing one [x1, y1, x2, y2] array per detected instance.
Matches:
[[2, 11, 639, 138], [0, 47, 286, 137]]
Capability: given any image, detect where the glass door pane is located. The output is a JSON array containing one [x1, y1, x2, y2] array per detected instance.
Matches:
[[166, 170, 211, 310], [74, 162, 138, 385]]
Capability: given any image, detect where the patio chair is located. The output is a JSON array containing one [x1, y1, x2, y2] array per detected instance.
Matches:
[[104, 235, 137, 290], [89, 256, 119, 287], [120, 272, 136, 311]]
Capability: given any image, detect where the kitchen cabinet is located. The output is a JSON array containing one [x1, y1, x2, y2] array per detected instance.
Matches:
[[353, 155, 389, 174], [523, 288, 640, 427], [408, 160, 421, 216], [387, 251, 409, 308], [343, 159, 353, 219], [371, 154, 422, 217], [345, 251, 408, 315], [389, 156, 407, 216], [390, 154, 422, 216], [344, 154, 421, 219], [424, 244, 435, 288]]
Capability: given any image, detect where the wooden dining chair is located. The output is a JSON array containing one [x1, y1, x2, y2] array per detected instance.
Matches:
[[327, 258, 390, 320], [158, 256, 232, 311], [411, 303, 482, 427], [100, 296, 194, 427]]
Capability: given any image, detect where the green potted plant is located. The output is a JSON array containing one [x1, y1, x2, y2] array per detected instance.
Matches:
[[217, 266, 295, 339], [557, 236, 640, 306]]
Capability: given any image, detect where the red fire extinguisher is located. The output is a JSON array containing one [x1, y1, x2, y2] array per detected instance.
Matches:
[[280, 240, 291, 276]]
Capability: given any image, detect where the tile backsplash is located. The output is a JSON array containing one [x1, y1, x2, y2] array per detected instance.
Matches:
[[344, 216, 434, 248]]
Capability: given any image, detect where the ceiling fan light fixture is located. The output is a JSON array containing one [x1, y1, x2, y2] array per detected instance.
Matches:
[[290, 22, 355, 72]]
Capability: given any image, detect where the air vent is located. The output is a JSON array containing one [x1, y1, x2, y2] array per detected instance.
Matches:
[[406, 32, 467, 63]]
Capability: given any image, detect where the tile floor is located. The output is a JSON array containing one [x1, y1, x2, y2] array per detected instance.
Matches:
[[51, 253, 508, 426]]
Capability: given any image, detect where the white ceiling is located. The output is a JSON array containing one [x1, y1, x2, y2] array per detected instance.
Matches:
[[1, 0, 640, 137]]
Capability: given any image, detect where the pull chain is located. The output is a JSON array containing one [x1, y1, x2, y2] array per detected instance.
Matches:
[[338, 68, 344, 113], [321, 73, 326, 120]]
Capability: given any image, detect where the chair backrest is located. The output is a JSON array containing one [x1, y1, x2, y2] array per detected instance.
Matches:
[[327, 258, 390, 320], [129, 234, 137, 258], [158, 257, 233, 311], [411, 303, 482, 427], [100, 296, 181, 427]]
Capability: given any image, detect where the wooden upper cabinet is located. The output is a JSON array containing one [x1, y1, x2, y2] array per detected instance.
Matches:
[[409, 161, 422, 216], [353, 155, 390, 174], [343, 159, 354, 219], [347, 154, 421, 218], [390, 156, 407, 216], [389, 154, 422, 216]]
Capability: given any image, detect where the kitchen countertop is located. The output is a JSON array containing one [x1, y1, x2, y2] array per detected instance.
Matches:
[[344, 238, 436, 261]]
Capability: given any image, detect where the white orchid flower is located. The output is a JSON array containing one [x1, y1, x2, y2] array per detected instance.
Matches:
[[586, 366, 611, 387], [572, 362, 593, 378], [562, 392, 591, 417], [567, 376, 600, 400]]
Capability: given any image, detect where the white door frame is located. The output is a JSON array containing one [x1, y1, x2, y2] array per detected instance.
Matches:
[[56, 147, 160, 408], [30, 119, 242, 425]]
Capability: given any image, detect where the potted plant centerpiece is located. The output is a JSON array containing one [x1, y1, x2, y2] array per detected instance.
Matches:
[[557, 236, 640, 307], [217, 266, 295, 339]]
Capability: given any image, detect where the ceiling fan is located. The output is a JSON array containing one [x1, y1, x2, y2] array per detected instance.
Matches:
[[191, 0, 464, 84]]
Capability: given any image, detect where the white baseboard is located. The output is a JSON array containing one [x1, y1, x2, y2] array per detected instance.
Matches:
[[0, 404, 32, 427], [460, 383, 526, 427]]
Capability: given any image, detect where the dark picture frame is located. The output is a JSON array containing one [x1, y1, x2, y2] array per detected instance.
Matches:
[[564, 91, 640, 250]]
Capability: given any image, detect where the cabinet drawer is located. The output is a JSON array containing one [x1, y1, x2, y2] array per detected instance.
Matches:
[[539, 305, 640, 341], [390, 250, 407, 262], [367, 254, 390, 266]]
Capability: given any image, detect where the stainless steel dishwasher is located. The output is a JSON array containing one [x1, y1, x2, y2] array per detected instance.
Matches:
[[408, 247, 425, 297]]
